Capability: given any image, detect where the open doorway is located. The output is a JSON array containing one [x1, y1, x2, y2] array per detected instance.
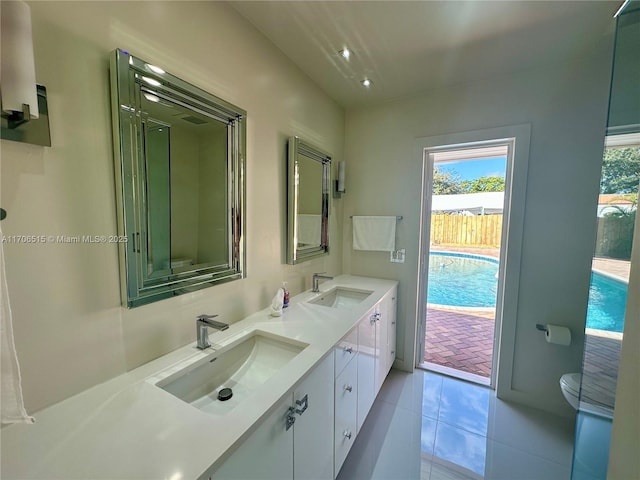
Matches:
[[418, 143, 510, 386]]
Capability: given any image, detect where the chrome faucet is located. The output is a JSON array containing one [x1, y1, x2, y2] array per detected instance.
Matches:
[[312, 273, 333, 293], [196, 314, 228, 349]]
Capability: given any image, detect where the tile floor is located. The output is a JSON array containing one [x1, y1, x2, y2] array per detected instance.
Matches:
[[338, 369, 576, 480]]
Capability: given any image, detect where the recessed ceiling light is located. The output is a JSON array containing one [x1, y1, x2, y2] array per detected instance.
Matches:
[[361, 79, 372, 88], [339, 48, 351, 60]]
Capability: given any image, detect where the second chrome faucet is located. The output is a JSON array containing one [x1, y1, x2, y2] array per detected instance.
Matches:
[[312, 273, 333, 292], [196, 314, 229, 350]]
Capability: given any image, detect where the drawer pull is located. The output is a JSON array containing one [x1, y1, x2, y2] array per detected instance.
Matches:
[[343, 430, 352, 440], [344, 346, 353, 354], [344, 384, 353, 392]]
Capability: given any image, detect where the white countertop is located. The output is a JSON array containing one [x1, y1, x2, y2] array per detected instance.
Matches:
[[1, 275, 397, 480]]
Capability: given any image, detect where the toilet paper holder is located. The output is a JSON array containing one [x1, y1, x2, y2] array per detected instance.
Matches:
[[535, 324, 548, 333]]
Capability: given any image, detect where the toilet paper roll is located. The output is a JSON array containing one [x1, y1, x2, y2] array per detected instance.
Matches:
[[545, 325, 571, 346]]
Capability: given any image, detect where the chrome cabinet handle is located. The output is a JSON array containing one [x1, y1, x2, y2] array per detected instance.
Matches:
[[344, 346, 353, 354], [295, 394, 309, 415], [370, 312, 380, 325], [286, 407, 296, 431], [344, 384, 353, 392], [343, 430, 352, 440]]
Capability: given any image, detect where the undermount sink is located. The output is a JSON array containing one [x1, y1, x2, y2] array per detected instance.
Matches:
[[156, 331, 307, 416], [308, 287, 373, 308]]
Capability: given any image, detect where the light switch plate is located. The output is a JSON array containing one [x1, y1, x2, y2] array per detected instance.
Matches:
[[390, 249, 405, 263]]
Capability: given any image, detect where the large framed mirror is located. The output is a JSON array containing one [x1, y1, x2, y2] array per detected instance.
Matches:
[[286, 137, 331, 264], [110, 49, 246, 307]]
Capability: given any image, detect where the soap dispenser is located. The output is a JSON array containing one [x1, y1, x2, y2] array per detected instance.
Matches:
[[282, 282, 290, 308]]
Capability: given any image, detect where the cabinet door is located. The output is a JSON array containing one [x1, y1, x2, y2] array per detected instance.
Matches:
[[293, 352, 335, 480], [357, 306, 377, 432], [375, 300, 387, 393], [210, 395, 294, 479], [387, 288, 397, 372], [334, 355, 358, 475], [335, 326, 358, 377], [376, 288, 398, 392]]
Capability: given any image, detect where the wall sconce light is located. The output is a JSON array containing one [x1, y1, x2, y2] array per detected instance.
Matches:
[[334, 161, 346, 198], [1, 0, 51, 146]]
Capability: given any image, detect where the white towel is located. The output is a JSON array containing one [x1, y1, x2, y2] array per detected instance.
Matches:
[[1, 224, 34, 424], [352, 216, 397, 252], [297, 214, 322, 246]]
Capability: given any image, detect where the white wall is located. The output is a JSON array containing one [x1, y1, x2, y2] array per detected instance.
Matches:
[[343, 41, 613, 415], [0, 1, 344, 413]]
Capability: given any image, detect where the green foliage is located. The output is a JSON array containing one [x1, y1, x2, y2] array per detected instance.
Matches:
[[460, 176, 505, 193], [603, 203, 637, 219], [432, 167, 505, 194], [600, 147, 640, 194], [432, 167, 463, 194]]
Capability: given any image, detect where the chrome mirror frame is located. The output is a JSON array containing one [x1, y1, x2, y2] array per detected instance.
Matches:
[[286, 136, 331, 264], [110, 49, 246, 307]]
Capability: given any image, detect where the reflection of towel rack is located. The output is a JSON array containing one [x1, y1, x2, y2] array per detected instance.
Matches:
[[350, 215, 403, 220]]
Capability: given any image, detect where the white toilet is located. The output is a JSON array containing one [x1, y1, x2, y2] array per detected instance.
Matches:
[[560, 372, 582, 410]]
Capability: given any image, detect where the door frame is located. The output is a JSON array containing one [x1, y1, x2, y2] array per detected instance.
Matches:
[[415, 125, 531, 396]]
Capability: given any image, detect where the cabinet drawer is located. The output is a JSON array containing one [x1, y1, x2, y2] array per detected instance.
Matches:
[[334, 355, 357, 475], [335, 327, 358, 376]]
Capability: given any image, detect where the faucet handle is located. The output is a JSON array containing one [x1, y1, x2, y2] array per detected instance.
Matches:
[[197, 314, 218, 321]]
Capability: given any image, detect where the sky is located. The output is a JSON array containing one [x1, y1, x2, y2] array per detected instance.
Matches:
[[438, 156, 506, 181]]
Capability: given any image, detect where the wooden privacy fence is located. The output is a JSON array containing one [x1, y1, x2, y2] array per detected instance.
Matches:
[[430, 214, 502, 247]]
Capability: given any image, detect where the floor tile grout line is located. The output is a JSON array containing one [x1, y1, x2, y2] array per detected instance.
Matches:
[[487, 434, 573, 469], [435, 417, 489, 439]]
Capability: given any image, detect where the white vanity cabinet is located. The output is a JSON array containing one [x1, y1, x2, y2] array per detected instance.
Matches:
[[208, 395, 294, 480], [0, 277, 400, 480], [335, 325, 358, 375], [356, 305, 379, 432], [376, 286, 397, 391], [356, 288, 397, 433], [293, 352, 335, 480], [209, 352, 335, 480], [334, 328, 359, 474]]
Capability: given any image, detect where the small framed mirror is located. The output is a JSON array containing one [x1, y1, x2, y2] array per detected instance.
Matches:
[[110, 49, 246, 307], [286, 137, 331, 264]]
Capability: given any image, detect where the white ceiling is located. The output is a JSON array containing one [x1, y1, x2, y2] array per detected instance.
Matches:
[[230, 1, 618, 108]]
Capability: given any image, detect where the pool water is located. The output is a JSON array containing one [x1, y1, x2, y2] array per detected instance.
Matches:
[[585, 273, 628, 332], [428, 253, 499, 308], [427, 252, 628, 332]]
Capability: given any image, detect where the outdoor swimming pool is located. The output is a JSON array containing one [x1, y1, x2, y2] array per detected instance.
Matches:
[[427, 252, 628, 333]]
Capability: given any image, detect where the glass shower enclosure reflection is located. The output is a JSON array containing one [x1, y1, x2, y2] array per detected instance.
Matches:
[[572, 3, 639, 479]]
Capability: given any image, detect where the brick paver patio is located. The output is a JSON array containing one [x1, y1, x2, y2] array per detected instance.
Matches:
[[424, 307, 495, 378]]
